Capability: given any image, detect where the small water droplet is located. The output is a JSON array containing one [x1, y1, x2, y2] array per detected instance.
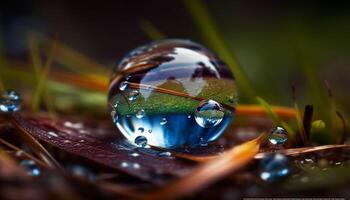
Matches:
[[148, 129, 152, 133], [268, 126, 288, 145], [0, 90, 22, 113], [119, 81, 128, 91], [64, 140, 71, 143], [79, 139, 85, 143], [48, 131, 58, 137], [137, 127, 144, 134], [134, 136, 147, 147], [20, 160, 41, 176], [129, 152, 139, 157], [15, 150, 24, 157], [259, 153, 290, 182], [187, 115, 192, 119], [128, 90, 139, 101], [160, 117, 167, 125], [66, 164, 96, 182], [120, 162, 129, 168], [132, 163, 141, 169], [111, 110, 118, 124], [195, 99, 224, 128], [158, 151, 171, 157], [136, 109, 145, 119]]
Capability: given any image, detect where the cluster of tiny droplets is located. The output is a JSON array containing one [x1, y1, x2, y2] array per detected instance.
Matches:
[[20, 160, 41, 176]]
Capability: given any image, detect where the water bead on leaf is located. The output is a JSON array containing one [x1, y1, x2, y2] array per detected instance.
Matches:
[[259, 153, 290, 182], [20, 160, 41, 176], [268, 126, 288, 145], [0, 90, 22, 113], [108, 39, 237, 148]]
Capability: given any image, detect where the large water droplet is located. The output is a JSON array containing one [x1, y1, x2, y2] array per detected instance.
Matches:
[[20, 160, 41, 176], [268, 126, 288, 145], [134, 136, 147, 147], [195, 100, 224, 128], [136, 109, 145, 119], [0, 90, 22, 113], [259, 153, 290, 182]]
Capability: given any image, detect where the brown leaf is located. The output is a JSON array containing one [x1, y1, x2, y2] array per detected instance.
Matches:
[[11, 113, 193, 183]]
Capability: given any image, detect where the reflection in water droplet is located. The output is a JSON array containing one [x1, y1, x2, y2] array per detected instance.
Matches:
[[138, 127, 144, 134], [195, 100, 224, 128], [0, 90, 22, 113], [119, 81, 128, 91], [134, 136, 147, 147], [187, 115, 192, 119], [20, 160, 41, 176], [136, 109, 145, 119], [128, 90, 139, 101], [260, 153, 290, 182], [268, 126, 288, 145], [160, 118, 167, 125]]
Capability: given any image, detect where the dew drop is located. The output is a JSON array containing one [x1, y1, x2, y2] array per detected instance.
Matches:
[[48, 131, 58, 137], [134, 136, 147, 147], [132, 163, 141, 169], [128, 90, 139, 101], [111, 110, 119, 124], [268, 126, 288, 145], [20, 160, 41, 176], [259, 153, 290, 182], [129, 152, 139, 157], [160, 117, 167, 125], [0, 90, 22, 113], [158, 151, 171, 157], [195, 100, 224, 128], [66, 164, 96, 182], [120, 162, 129, 168], [119, 81, 128, 91], [148, 129, 152, 133], [187, 115, 192, 119], [136, 109, 145, 119]]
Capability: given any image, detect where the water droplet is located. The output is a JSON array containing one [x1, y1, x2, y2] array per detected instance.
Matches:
[[134, 136, 147, 147], [20, 160, 41, 176], [64, 121, 84, 129], [259, 153, 290, 182], [158, 151, 171, 157], [111, 110, 118, 124], [120, 162, 129, 168], [129, 152, 139, 157], [66, 164, 96, 182], [48, 131, 58, 137], [64, 140, 71, 143], [136, 109, 145, 119], [148, 129, 152, 133], [268, 126, 288, 145], [108, 40, 237, 148], [0, 90, 22, 113], [195, 100, 224, 128], [132, 163, 141, 169], [119, 81, 128, 91], [160, 117, 167, 125], [128, 90, 139, 101], [137, 127, 144, 134]]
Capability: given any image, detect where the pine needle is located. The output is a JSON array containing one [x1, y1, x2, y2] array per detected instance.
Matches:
[[146, 132, 268, 200]]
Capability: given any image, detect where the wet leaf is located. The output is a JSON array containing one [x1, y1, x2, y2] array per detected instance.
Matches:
[[11, 113, 193, 183]]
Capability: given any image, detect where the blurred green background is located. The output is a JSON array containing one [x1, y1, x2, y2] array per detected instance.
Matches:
[[1, 0, 349, 113]]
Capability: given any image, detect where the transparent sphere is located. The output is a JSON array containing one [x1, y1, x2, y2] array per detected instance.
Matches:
[[108, 39, 237, 148]]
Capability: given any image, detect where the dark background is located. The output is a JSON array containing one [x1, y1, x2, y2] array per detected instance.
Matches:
[[1, 0, 350, 108]]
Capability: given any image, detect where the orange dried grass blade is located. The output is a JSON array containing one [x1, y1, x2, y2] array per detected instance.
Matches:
[[236, 105, 296, 119], [146, 133, 268, 200]]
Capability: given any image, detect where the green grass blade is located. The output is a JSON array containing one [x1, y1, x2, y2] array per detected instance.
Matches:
[[140, 19, 165, 40], [256, 97, 294, 136], [184, 0, 255, 100]]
